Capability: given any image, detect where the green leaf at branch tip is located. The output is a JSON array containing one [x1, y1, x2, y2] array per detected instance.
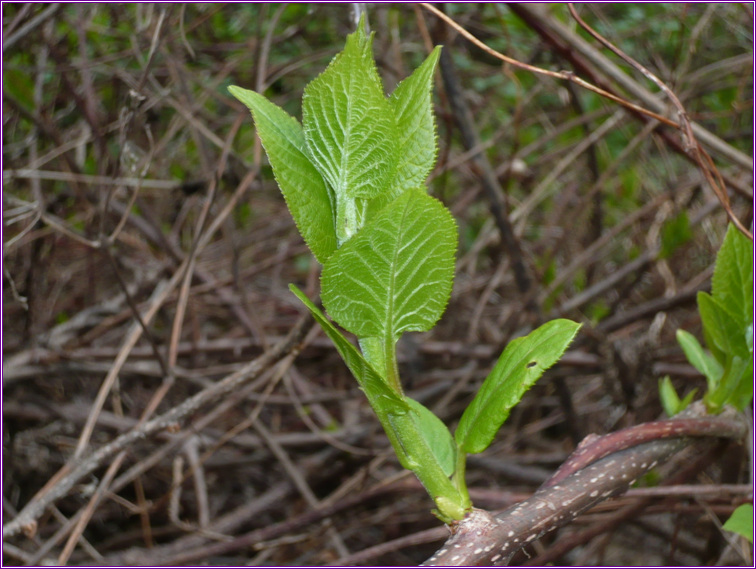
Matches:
[[229, 86, 337, 264], [363, 46, 442, 221], [456, 319, 581, 455], [723, 504, 753, 543], [321, 188, 457, 344], [302, 16, 398, 244]]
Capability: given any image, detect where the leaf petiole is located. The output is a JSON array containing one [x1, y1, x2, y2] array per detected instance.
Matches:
[[452, 447, 471, 507]]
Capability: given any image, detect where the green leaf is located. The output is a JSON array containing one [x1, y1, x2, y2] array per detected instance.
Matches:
[[711, 225, 753, 329], [705, 355, 753, 412], [676, 329, 722, 391], [658, 376, 681, 417], [302, 19, 398, 243], [723, 504, 753, 543], [386, 404, 467, 521], [229, 86, 337, 264], [698, 293, 749, 360], [456, 319, 581, 454], [678, 388, 698, 413], [381, 47, 441, 206], [404, 397, 456, 477], [321, 188, 456, 341]]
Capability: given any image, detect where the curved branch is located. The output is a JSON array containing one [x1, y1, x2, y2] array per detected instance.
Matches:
[[423, 404, 747, 565]]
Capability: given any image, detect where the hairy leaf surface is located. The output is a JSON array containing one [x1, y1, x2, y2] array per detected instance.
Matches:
[[388, 47, 440, 193], [302, 21, 397, 243], [321, 188, 456, 341]]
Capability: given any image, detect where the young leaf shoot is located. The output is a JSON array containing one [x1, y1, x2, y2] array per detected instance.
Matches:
[[231, 18, 579, 523]]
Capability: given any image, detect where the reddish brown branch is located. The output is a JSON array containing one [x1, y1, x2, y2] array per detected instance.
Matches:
[[543, 412, 748, 487], [423, 404, 747, 566]]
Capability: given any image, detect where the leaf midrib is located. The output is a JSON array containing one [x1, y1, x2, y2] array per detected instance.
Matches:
[[385, 195, 412, 344]]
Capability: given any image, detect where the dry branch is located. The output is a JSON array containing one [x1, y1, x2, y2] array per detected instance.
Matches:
[[2, 314, 313, 540]]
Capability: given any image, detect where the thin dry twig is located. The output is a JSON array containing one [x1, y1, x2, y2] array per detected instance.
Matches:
[[422, 2, 751, 240], [566, 4, 751, 240], [420, 3, 678, 128], [2, 314, 314, 539]]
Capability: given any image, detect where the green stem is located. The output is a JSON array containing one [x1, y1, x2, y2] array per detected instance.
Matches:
[[453, 447, 472, 509], [384, 336, 402, 395], [358, 336, 403, 395]]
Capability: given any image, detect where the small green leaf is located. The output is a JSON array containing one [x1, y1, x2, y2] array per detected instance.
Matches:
[[678, 388, 698, 413], [658, 376, 697, 416], [386, 405, 467, 521], [676, 329, 722, 392], [456, 319, 581, 454], [302, 19, 398, 243], [229, 86, 337, 264], [405, 397, 456, 477], [658, 376, 681, 417], [363, 46, 442, 220], [723, 504, 753, 543], [321, 188, 456, 341]]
